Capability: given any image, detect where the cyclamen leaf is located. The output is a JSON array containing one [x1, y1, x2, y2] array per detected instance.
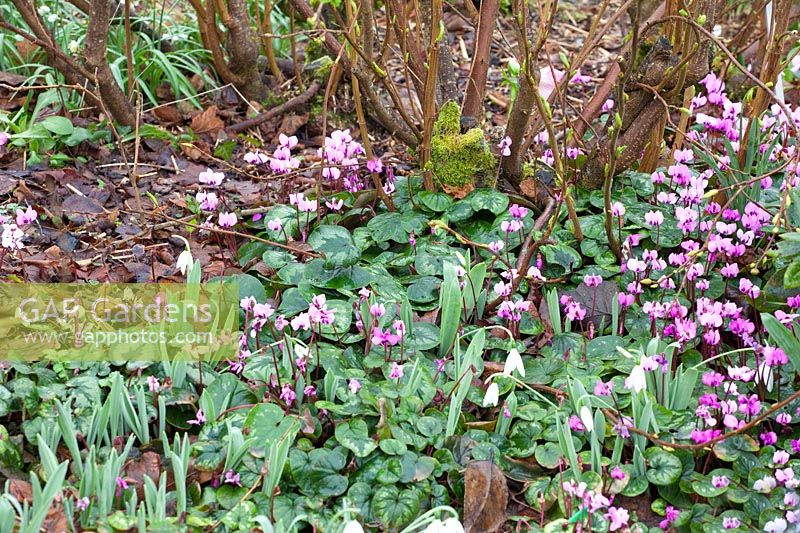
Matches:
[[335, 419, 377, 458]]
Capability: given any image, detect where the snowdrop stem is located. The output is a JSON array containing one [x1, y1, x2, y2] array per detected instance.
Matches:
[[688, 347, 753, 371], [484, 372, 558, 409]]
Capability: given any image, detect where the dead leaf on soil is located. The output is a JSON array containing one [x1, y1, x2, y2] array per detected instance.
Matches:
[[191, 105, 224, 136], [8, 478, 69, 532], [62, 194, 104, 214], [463, 459, 508, 533], [154, 105, 181, 124], [127, 451, 162, 498], [442, 182, 474, 199], [278, 113, 309, 137]]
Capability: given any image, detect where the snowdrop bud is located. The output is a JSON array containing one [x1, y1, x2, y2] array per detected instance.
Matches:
[[580, 405, 594, 433], [342, 521, 365, 533]]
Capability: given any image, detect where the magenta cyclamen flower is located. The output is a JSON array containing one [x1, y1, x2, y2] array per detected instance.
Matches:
[[280, 383, 296, 406], [570, 70, 591, 84], [224, 469, 242, 486], [509, 203, 528, 218], [366, 158, 383, 173], [610, 466, 625, 480], [764, 346, 789, 367], [658, 506, 680, 530]]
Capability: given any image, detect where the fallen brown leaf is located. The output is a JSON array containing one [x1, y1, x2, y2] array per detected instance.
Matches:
[[463, 459, 508, 533], [191, 105, 224, 136]]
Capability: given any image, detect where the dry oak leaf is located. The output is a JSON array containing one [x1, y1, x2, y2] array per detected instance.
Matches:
[[463, 459, 508, 533], [191, 105, 224, 136]]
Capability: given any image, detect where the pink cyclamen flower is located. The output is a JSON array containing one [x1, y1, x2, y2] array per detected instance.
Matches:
[[75, 497, 90, 511], [196, 192, 219, 211], [509, 203, 528, 218], [348, 378, 361, 394], [218, 212, 237, 227], [602, 99, 615, 112], [188, 409, 206, 425], [389, 362, 404, 379], [366, 158, 383, 174], [500, 220, 523, 233], [199, 168, 224, 186], [15, 207, 37, 226], [267, 219, 283, 232], [146, 375, 160, 392], [610, 466, 625, 480], [280, 383, 296, 406], [611, 202, 625, 217], [712, 475, 730, 488], [584, 274, 602, 287], [645, 210, 664, 226], [498, 136, 512, 156], [0, 132, 10, 146], [739, 278, 761, 299], [570, 69, 591, 84], [659, 506, 680, 530], [722, 517, 740, 529], [764, 346, 789, 367], [606, 507, 629, 532], [278, 133, 298, 149], [243, 151, 269, 165], [326, 199, 344, 211], [595, 380, 614, 396], [224, 469, 242, 486], [568, 415, 585, 431]]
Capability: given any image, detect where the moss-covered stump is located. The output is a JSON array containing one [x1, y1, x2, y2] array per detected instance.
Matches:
[[429, 101, 496, 193]]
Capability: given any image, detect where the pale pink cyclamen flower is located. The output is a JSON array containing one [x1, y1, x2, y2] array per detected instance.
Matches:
[[267, 219, 283, 232], [199, 168, 224, 186], [326, 199, 344, 211], [348, 379, 361, 394], [15, 207, 37, 226], [146, 375, 160, 392], [278, 133, 298, 149], [0, 132, 10, 146], [196, 192, 219, 211], [538, 67, 565, 99], [218, 212, 237, 228], [610, 202, 625, 217], [366, 158, 383, 174], [497, 136, 512, 156], [244, 151, 269, 165], [602, 99, 615, 112], [188, 409, 206, 425], [389, 362, 404, 379]]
